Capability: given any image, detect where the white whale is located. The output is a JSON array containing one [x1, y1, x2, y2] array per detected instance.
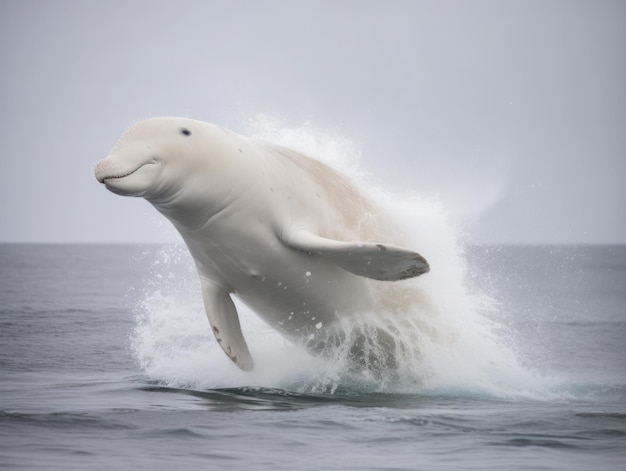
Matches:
[[95, 117, 429, 371]]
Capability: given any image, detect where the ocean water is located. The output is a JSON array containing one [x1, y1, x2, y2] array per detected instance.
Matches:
[[0, 242, 624, 470]]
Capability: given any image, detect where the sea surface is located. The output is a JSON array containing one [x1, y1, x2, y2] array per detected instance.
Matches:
[[1, 243, 625, 470]]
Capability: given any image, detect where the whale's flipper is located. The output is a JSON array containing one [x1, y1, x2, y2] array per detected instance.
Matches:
[[200, 278, 254, 371], [284, 230, 429, 281]]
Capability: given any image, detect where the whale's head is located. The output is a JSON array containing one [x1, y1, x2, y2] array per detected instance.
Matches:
[[95, 117, 209, 199], [95, 117, 253, 228]]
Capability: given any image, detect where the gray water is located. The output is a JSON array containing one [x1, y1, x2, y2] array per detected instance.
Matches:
[[1, 244, 625, 470]]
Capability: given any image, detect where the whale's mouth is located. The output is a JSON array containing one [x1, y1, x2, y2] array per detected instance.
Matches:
[[100, 167, 139, 183], [95, 160, 158, 184]]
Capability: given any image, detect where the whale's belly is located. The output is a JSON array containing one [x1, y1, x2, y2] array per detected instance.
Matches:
[[231, 252, 373, 341]]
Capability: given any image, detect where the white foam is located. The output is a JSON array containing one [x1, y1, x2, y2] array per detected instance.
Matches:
[[129, 117, 550, 399]]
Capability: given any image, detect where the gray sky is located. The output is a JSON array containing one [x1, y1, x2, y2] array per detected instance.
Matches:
[[1, 0, 624, 244]]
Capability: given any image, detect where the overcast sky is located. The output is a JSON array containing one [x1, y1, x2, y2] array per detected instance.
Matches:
[[1, 0, 624, 244]]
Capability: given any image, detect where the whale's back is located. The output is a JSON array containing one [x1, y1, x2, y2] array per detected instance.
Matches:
[[257, 141, 380, 239]]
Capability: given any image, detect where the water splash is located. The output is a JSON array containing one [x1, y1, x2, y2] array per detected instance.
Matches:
[[130, 117, 546, 399]]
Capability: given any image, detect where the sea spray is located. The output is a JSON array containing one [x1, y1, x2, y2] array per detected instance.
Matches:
[[130, 117, 543, 398]]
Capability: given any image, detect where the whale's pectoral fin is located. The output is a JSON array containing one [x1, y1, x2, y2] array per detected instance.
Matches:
[[284, 230, 430, 281], [199, 278, 254, 371]]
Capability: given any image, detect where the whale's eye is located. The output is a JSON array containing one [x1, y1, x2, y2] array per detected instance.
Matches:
[[180, 128, 191, 136]]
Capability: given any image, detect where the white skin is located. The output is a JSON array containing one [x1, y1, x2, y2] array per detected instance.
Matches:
[[95, 117, 429, 371]]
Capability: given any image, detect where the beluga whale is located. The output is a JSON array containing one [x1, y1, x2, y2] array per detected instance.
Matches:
[[95, 117, 429, 371]]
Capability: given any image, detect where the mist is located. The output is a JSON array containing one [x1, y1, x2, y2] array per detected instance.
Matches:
[[1, 0, 624, 244]]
